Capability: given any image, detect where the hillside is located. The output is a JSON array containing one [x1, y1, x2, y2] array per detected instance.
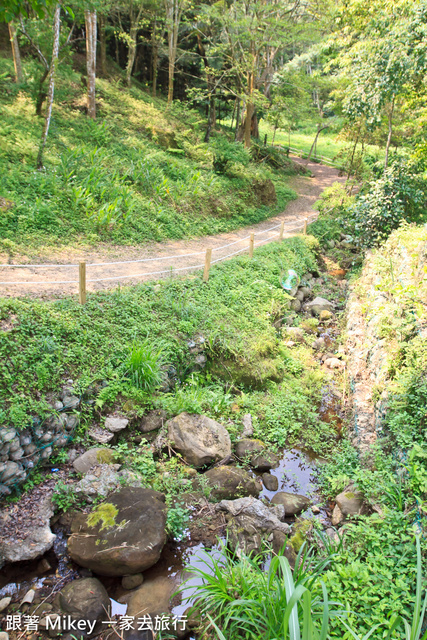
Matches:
[[0, 54, 299, 260]]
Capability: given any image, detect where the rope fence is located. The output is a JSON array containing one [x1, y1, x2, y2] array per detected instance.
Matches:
[[0, 214, 318, 300]]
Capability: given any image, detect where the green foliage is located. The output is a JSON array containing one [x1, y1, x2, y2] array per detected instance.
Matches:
[[210, 136, 250, 174], [0, 236, 318, 428], [181, 541, 343, 640], [87, 502, 120, 531], [166, 500, 190, 541], [51, 480, 85, 512], [0, 57, 297, 254], [316, 513, 426, 639], [345, 163, 427, 247], [125, 340, 166, 393], [113, 442, 157, 479]]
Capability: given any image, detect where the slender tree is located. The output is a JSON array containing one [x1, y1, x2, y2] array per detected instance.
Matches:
[[8, 21, 23, 82], [85, 8, 97, 118], [164, 0, 186, 104], [37, 3, 61, 169]]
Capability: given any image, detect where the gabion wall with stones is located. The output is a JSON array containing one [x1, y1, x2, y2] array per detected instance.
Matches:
[[0, 382, 80, 495]]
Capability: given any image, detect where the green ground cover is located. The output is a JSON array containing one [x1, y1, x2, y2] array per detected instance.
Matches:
[[0, 56, 297, 256], [0, 234, 338, 456]]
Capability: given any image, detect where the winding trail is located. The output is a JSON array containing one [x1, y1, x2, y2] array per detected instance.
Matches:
[[0, 158, 345, 298]]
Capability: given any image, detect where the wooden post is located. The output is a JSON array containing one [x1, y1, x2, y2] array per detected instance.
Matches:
[[79, 261, 86, 304], [279, 221, 285, 241], [203, 248, 212, 282], [303, 218, 308, 235], [249, 233, 254, 258]]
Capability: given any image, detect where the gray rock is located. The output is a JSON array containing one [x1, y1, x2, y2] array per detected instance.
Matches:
[[57, 578, 110, 637], [88, 426, 115, 444], [68, 487, 167, 576], [200, 466, 261, 501], [331, 504, 344, 526], [74, 464, 121, 501], [235, 438, 265, 459], [139, 410, 167, 434], [290, 299, 301, 312], [105, 416, 129, 433], [284, 327, 305, 343], [0, 428, 16, 444], [10, 447, 24, 461], [122, 573, 144, 590], [251, 451, 280, 472], [0, 496, 55, 567], [306, 297, 334, 317], [271, 492, 310, 516], [0, 597, 11, 612], [21, 589, 35, 605], [0, 485, 11, 496], [0, 632, 9, 640], [335, 484, 366, 517], [167, 413, 231, 468], [0, 461, 26, 485], [262, 473, 278, 492], [241, 413, 253, 437], [217, 497, 290, 557], [65, 415, 79, 431], [120, 576, 174, 623], [62, 396, 80, 410], [73, 448, 115, 474]]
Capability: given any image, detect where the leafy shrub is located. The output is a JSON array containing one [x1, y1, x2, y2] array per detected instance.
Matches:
[[125, 340, 166, 392], [166, 500, 190, 541], [345, 162, 427, 247], [210, 136, 250, 174]]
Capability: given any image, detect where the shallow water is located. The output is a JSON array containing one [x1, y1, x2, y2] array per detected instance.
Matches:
[[258, 448, 319, 502]]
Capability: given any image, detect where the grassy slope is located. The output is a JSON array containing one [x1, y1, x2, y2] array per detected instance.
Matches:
[[0, 55, 296, 256], [0, 234, 339, 455]]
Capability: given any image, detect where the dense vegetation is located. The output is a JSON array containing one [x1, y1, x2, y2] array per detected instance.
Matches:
[[2, 0, 427, 638]]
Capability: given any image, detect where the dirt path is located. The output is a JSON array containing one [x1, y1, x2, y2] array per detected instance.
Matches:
[[0, 159, 345, 298]]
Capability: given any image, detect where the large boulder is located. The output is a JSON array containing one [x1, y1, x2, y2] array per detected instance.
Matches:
[[120, 576, 188, 640], [251, 451, 280, 471], [55, 578, 110, 637], [73, 448, 115, 474], [217, 497, 290, 556], [68, 487, 167, 576], [335, 484, 366, 517], [0, 496, 55, 568], [138, 410, 167, 434], [235, 439, 265, 459], [167, 413, 231, 468], [200, 466, 261, 500], [270, 492, 310, 517], [306, 297, 334, 317]]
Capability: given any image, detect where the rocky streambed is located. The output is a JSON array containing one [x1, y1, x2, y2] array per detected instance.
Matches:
[[0, 257, 356, 640]]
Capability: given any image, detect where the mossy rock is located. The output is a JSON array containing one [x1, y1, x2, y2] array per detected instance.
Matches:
[[290, 519, 311, 553]]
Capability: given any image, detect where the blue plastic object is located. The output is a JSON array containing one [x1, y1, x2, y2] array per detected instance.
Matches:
[[281, 269, 300, 291]]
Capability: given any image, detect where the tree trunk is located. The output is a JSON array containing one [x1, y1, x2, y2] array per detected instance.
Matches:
[[151, 28, 158, 97], [99, 14, 107, 76], [204, 89, 216, 142], [35, 68, 49, 116], [165, 0, 182, 105], [384, 97, 395, 171], [244, 101, 253, 148], [126, 24, 138, 87], [306, 124, 329, 165], [8, 22, 23, 83], [272, 124, 277, 145], [234, 99, 241, 141], [168, 57, 174, 103], [85, 9, 97, 119], [37, 4, 61, 169]]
